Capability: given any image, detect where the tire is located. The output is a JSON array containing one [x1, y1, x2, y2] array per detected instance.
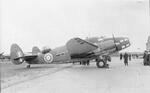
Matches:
[[96, 60, 105, 68]]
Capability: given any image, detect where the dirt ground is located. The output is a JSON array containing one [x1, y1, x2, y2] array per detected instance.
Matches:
[[1, 57, 150, 93]]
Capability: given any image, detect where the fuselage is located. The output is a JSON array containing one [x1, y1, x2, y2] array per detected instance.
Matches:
[[32, 37, 130, 64]]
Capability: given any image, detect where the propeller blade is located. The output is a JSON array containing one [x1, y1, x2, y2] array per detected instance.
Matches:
[[112, 34, 118, 51]]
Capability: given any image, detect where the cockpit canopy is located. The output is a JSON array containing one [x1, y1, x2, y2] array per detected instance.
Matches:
[[42, 46, 51, 54]]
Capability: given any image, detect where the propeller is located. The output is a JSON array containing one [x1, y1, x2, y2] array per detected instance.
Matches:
[[112, 34, 119, 51]]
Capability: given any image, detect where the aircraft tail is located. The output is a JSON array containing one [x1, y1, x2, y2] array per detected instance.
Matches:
[[32, 46, 41, 54], [10, 44, 24, 65]]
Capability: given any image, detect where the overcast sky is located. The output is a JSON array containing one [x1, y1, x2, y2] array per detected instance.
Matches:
[[1, 0, 150, 54]]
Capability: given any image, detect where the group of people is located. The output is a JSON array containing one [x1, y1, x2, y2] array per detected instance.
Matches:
[[143, 51, 150, 65], [120, 53, 132, 66]]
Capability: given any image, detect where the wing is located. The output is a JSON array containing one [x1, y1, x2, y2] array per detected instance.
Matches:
[[66, 38, 98, 58]]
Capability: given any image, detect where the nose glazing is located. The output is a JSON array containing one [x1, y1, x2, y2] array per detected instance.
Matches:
[[120, 38, 130, 49]]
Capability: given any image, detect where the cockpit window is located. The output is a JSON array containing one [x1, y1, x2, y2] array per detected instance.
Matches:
[[122, 45, 126, 49], [124, 38, 128, 41], [126, 43, 130, 47], [120, 40, 124, 43], [115, 42, 120, 45], [98, 38, 103, 41]]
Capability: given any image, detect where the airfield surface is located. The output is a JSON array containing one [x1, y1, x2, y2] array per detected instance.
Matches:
[[1, 57, 150, 93]]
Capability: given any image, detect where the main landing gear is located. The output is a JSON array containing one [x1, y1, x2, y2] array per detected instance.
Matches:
[[96, 60, 105, 68], [96, 56, 109, 68], [80, 60, 90, 66]]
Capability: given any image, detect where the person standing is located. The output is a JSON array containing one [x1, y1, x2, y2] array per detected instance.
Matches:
[[86, 60, 90, 66], [129, 53, 131, 61], [120, 53, 123, 60], [124, 52, 129, 66], [143, 51, 148, 65]]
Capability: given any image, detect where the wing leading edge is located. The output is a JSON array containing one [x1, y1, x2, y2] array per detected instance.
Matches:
[[66, 38, 98, 58]]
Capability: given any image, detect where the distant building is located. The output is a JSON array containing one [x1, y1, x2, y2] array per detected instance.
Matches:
[[146, 36, 150, 51]]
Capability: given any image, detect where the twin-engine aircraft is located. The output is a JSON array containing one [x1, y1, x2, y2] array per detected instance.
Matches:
[[10, 36, 130, 68]]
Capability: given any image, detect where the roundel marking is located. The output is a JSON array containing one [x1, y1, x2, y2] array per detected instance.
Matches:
[[44, 53, 53, 63]]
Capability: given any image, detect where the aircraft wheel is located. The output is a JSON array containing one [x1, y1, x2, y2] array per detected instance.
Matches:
[[96, 60, 105, 68]]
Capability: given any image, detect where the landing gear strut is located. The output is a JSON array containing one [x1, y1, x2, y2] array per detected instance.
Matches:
[[96, 57, 109, 68], [27, 64, 31, 68], [80, 60, 90, 66]]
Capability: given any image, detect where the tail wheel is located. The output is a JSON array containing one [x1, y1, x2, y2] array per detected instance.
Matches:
[[96, 60, 105, 68]]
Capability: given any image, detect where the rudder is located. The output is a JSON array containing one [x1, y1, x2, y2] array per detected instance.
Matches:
[[10, 44, 24, 65]]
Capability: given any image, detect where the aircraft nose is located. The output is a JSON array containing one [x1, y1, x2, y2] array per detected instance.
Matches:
[[120, 37, 131, 49], [114, 37, 131, 51]]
